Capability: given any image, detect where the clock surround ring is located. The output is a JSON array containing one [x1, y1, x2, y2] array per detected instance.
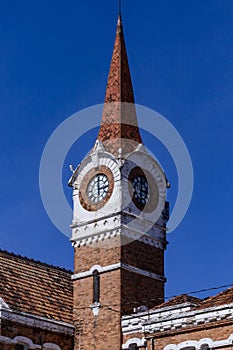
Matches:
[[79, 165, 114, 212], [128, 166, 159, 213]]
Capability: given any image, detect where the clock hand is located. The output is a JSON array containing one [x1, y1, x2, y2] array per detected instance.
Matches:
[[98, 184, 109, 191], [97, 176, 100, 196]]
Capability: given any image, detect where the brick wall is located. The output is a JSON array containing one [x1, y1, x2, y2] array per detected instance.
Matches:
[[121, 240, 164, 276], [73, 269, 122, 350], [146, 321, 233, 350], [74, 237, 121, 274], [73, 233, 165, 349], [0, 320, 73, 350], [121, 270, 164, 314]]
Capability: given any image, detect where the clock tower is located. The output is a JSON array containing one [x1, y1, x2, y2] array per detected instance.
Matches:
[[69, 15, 169, 350]]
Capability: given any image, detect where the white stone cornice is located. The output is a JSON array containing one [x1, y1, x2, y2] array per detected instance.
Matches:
[[72, 226, 166, 250], [71, 211, 122, 229], [121, 302, 233, 335], [0, 307, 74, 335], [72, 262, 165, 282], [121, 263, 166, 282], [72, 263, 121, 280], [72, 228, 121, 248], [43, 344, 61, 350]]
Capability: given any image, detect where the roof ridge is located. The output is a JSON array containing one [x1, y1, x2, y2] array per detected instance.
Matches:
[[197, 286, 233, 308], [0, 249, 73, 274], [151, 294, 202, 310]]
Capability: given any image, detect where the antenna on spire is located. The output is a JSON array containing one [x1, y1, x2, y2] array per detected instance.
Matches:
[[118, 0, 122, 16]]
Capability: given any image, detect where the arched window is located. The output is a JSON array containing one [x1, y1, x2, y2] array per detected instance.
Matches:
[[129, 344, 138, 350], [201, 344, 210, 350], [93, 269, 100, 303], [123, 337, 146, 349], [13, 336, 33, 350]]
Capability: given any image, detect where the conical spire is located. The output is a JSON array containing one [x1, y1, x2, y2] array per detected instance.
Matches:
[[98, 15, 142, 156]]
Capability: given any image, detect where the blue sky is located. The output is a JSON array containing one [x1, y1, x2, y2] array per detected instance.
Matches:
[[0, 0, 232, 300]]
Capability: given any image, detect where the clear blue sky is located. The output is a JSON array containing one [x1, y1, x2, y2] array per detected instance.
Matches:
[[0, 0, 232, 300]]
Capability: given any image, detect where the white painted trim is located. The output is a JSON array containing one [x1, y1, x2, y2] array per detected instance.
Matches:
[[0, 336, 41, 349], [72, 263, 165, 282], [164, 334, 233, 350], [72, 229, 121, 248], [72, 222, 166, 250], [121, 263, 166, 282], [72, 263, 121, 280], [122, 337, 147, 349], [0, 336, 13, 345], [0, 307, 74, 335], [90, 302, 101, 317], [71, 211, 122, 229], [13, 336, 40, 349], [43, 343, 61, 350], [0, 336, 62, 350], [122, 302, 233, 335], [0, 297, 10, 309], [90, 265, 102, 273]]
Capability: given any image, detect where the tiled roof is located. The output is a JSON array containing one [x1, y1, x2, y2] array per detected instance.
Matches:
[[0, 250, 73, 323], [197, 287, 233, 309], [151, 294, 202, 310], [151, 288, 233, 312]]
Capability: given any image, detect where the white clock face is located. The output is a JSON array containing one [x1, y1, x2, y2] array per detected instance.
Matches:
[[87, 174, 109, 203], [132, 175, 149, 206]]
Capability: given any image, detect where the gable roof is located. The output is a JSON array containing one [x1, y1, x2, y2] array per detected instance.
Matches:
[[150, 288, 233, 313], [197, 287, 233, 309], [0, 250, 73, 323], [151, 294, 202, 310]]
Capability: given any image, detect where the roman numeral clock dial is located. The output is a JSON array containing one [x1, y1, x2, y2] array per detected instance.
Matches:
[[87, 174, 109, 203], [123, 155, 166, 217], [78, 165, 114, 212], [132, 175, 149, 206]]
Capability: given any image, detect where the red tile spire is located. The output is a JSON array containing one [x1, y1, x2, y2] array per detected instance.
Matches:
[[97, 15, 142, 156]]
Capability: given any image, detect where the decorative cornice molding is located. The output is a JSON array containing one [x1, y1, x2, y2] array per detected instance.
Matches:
[[72, 263, 165, 282], [72, 263, 121, 280], [72, 226, 166, 250], [122, 263, 166, 282], [121, 302, 233, 335], [0, 308, 74, 335], [72, 228, 121, 248], [43, 344, 61, 350], [71, 211, 122, 229]]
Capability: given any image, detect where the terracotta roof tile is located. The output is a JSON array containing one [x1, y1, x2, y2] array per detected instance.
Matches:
[[151, 294, 201, 310], [150, 289, 233, 312], [197, 287, 233, 309], [0, 250, 73, 323]]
